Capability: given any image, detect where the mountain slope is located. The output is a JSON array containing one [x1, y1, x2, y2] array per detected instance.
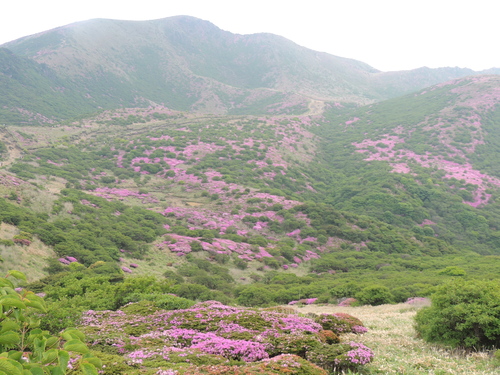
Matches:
[[0, 48, 97, 124], [1, 16, 498, 124], [3, 17, 378, 101], [313, 75, 500, 254], [1, 76, 500, 311]]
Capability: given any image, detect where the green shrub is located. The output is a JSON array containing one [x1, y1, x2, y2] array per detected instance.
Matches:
[[317, 330, 340, 344], [415, 279, 500, 349], [237, 286, 272, 307], [190, 240, 203, 252], [267, 333, 320, 357], [355, 285, 394, 305], [438, 266, 466, 276], [0, 270, 101, 374], [122, 293, 195, 311]]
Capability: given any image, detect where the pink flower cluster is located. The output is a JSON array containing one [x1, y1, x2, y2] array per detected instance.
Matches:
[[58, 256, 78, 265], [339, 342, 374, 365]]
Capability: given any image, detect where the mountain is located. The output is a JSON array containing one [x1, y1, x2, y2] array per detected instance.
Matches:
[[1, 14, 500, 312], [4, 16, 500, 375], [1, 16, 497, 124]]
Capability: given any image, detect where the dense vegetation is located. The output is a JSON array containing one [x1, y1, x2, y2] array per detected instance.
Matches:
[[3, 78, 500, 308]]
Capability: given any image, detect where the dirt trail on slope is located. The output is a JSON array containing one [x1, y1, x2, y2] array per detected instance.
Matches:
[[0, 127, 23, 167], [306, 99, 325, 116]]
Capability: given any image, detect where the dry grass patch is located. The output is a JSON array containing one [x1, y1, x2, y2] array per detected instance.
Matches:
[[0, 223, 56, 281], [295, 303, 499, 374], [121, 244, 183, 278]]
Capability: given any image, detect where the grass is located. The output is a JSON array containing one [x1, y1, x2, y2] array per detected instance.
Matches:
[[0, 223, 56, 281], [296, 303, 499, 374]]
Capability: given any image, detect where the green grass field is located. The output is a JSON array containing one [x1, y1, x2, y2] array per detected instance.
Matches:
[[296, 303, 499, 374]]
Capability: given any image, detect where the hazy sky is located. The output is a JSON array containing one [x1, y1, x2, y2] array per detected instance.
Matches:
[[1, 0, 498, 72]]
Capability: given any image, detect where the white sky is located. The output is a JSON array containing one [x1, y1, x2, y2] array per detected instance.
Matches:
[[1, 0, 498, 72]]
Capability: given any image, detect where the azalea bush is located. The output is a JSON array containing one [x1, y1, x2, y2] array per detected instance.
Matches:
[[80, 300, 373, 373], [306, 342, 374, 373], [315, 313, 368, 335]]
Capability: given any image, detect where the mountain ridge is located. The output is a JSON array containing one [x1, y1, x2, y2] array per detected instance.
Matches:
[[1, 16, 498, 124]]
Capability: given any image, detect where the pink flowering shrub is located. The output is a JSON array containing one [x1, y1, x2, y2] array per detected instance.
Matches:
[[306, 342, 374, 372], [58, 257, 71, 265], [80, 301, 372, 373], [181, 354, 328, 374], [121, 266, 132, 273], [315, 313, 367, 335]]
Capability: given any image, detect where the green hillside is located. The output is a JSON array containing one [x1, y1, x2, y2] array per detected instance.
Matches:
[[2, 76, 500, 310], [2, 17, 500, 374]]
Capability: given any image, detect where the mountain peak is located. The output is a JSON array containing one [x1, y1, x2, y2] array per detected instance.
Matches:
[[0, 17, 498, 123]]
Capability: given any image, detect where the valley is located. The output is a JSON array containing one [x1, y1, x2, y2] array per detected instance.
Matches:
[[1, 15, 500, 374]]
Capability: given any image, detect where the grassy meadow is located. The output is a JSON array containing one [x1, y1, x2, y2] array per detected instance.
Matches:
[[296, 303, 499, 375]]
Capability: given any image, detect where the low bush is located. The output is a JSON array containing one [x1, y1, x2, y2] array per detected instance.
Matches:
[[355, 285, 394, 305], [80, 301, 372, 373], [415, 279, 500, 349], [306, 342, 374, 373], [315, 313, 367, 335]]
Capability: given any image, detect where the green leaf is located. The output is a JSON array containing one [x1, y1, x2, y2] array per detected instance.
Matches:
[[24, 301, 46, 313], [7, 351, 22, 361], [32, 338, 46, 360], [82, 356, 102, 368], [29, 368, 44, 375], [0, 279, 14, 289], [0, 358, 22, 375], [0, 298, 26, 310], [49, 367, 64, 375], [81, 362, 98, 375], [63, 339, 89, 354], [45, 337, 59, 349], [0, 332, 20, 346], [0, 321, 20, 334], [0, 288, 17, 296], [7, 271, 26, 282], [28, 329, 43, 336], [57, 350, 69, 373], [61, 328, 84, 341], [41, 349, 58, 365], [27, 318, 41, 330]]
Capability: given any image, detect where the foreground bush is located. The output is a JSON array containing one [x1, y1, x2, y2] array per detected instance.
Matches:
[[0, 270, 101, 374], [415, 279, 500, 349], [80, 301, 373, 373]]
